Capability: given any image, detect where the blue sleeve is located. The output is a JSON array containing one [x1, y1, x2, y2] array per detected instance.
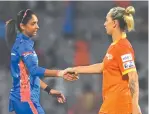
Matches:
[[18, 41, 46, 77]]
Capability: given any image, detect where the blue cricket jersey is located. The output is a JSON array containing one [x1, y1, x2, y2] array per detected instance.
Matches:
[[9, 33, 46, 103]]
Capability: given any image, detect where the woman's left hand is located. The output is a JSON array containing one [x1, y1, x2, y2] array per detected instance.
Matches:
[[50, 89, 66, 103]]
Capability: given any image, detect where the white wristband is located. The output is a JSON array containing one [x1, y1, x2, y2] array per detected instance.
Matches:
[[57, 70, 64, 77]]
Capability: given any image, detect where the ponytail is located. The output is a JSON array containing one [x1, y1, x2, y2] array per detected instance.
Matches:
[[5, 19, 17, 50], [5, 9, 35, 50], [123, 6, 135, 32], [109, 6, 135, 32]]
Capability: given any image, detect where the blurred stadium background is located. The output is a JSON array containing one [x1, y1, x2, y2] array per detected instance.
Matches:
[[0, 1, 148, 114]]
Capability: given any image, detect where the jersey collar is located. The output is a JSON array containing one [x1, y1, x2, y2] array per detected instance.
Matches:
[[17, 33, 34, 46], [111, 32, 126, 45]]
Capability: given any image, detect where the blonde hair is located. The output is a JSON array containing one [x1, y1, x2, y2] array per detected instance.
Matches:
[[109, 6, 135, 32], [124, 6, 135, 32]]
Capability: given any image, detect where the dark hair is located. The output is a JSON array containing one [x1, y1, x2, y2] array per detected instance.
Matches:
[[5, 9, 35, 49]]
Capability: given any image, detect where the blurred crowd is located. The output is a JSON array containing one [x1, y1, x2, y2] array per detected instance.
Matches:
[[0, 1, 148, 114]]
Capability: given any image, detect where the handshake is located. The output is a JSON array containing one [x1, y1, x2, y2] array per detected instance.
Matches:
[[57, 68, 79, 81]]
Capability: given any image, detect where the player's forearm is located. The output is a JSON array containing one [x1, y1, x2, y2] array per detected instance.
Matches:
[[40, 79, 48, 90], [128, 71, 141, 114], [73, 63, 103, 74], [128, 71, 139, 102], [132, 82, 140, 113], [40, 79, 54, 95], [44, 69, 59, 77]]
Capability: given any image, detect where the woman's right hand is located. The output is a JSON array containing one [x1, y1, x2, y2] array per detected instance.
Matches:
[[57, 68, 79, 81]]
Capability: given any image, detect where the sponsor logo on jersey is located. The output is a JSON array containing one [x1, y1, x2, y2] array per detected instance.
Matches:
[[123, 61, 135, 69], [121, 54, 132, 62]]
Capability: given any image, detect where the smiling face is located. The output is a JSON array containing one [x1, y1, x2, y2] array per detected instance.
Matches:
[[20, 14, 39, 37]]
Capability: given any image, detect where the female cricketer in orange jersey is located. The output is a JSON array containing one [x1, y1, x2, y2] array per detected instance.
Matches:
[[5, 9, 78, 114], [65, 6, 142, 114]]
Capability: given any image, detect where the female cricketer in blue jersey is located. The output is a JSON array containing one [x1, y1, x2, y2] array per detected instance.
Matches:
[[5, 9, 78, 114]]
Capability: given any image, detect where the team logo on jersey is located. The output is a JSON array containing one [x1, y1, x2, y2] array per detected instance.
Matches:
[[121, 54, 132, 62], [106, 53, 113, 60], [123, 61, 135, 69]]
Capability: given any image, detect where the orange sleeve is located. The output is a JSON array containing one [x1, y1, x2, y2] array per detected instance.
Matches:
[[115, 46, 136, 75]]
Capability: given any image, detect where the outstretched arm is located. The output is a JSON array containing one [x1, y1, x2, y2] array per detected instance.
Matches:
[[68, 62, 104, 74], [18, 42, 77, 80]]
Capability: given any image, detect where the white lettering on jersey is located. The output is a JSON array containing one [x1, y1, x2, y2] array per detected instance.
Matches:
[[22, 51, 33, 57], [106, 53, 113, 60]]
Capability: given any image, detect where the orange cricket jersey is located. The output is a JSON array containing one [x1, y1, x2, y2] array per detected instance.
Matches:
[[99, 38, 136, 114]]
